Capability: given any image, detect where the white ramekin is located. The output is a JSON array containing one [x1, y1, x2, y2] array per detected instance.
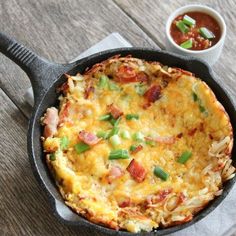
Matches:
[[165, 4, 226, 66]]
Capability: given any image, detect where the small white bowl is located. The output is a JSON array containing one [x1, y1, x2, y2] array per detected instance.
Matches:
[[165, 4, 226, 66]]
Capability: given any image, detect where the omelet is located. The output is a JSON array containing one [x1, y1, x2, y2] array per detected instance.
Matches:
[[41, 56, 235, 233]]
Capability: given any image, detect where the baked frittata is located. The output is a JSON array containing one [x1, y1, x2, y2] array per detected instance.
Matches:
[[41, 56, 235, 233]]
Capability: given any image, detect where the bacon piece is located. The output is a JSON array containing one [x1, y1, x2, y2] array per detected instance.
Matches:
[[107, 166, 123, 183], [115, 65, 137, 83], [143, 84, 161, 108], [130, 144, 143, 154], [136, 71, 149, 82], [118, 198, 131, 208], [126, 159, 146, 183], [84, 80, 94, 99], [177, 192, 187, 205], [107, 104, 123, 119], [147, 189, 173, 205], [43, 107, 59, 138], [188, 128, 197, 136], [213, 162, 225, 172], [59, 101, 71, 125], [176, 133, 183, 138], [57, 81, 69, 94], [78, 130, 101, 146], [145, 136, 175, 144]]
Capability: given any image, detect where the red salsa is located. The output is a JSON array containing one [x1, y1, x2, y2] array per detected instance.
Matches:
[[170, 12, 221, 50]]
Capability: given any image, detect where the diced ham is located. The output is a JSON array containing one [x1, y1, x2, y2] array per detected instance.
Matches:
[[43, 107, 59, 138], [57, 81, 69, 94], [130, 144, 143, 154], [145, 136, 175, 144], [126, 159, 146, 183], [78, 130, 101, 146], [107, 104, 123, 119], [107, 166, 123, 183], [136, 71, 149, 82], [144, 84, 161, 104]]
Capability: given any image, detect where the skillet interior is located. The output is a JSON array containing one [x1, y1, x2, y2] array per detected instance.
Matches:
[[28, 48, 236, 235]]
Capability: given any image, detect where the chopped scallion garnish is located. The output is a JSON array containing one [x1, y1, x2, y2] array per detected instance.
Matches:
[[110, 134, 121, 147], [199, 27, 215, 40], [192, 92, 198, 102], [176, 20, 189, 33], [199, 105, 206, 113], [154, 166, 169, 181], [183, 15, 196, 26], [96, 130, 109, 139], [145, 140, 156, 147], [98, 114, 111, 121], [108, 126, 119, 138], [133, 132, 144, 142], [108, 81, 120, 91], [60, 136, 69, 150], [98, 75, 109, 89], [135, 84, 147, 96], [75, 142, 90, 154], [49, 153, 56, 161], [177, 151, 192, 164], [109, 149, 130, 160], [120, 130, 131, 139], [180, 39, 193, 49], [126, 114, 139, 120]]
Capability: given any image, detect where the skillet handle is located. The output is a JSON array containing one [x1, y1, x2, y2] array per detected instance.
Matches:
[[0, 32, 73, 102]]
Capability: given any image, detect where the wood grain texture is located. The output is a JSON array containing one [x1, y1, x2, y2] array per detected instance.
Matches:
[[0, 0, 158, 118], [0, 89, 105, 236], [115, 0, 236, 102]]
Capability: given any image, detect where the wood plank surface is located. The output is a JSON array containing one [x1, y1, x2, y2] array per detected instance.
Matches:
[[0, 0, 157, 118], [0, 89, 102, 236], [115, 0, 236, 102]]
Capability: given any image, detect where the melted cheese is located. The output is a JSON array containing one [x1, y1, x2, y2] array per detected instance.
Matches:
[[42, 57, 234, 233]]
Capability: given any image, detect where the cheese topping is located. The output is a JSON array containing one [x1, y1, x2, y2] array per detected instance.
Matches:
[[41, 56, 234, 232]]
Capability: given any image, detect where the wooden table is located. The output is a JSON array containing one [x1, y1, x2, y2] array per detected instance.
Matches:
[[0, 0, 235, 235]]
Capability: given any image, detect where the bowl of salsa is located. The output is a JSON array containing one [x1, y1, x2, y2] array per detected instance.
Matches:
[[165, 4, 226, 65]]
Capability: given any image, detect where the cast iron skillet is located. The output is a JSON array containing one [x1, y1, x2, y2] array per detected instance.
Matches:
[[0, 32, 235, 235]]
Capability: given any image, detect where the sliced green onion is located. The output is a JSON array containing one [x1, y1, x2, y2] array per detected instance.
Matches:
[[97, 130, 109, 139], [192, 92, 198, 102], [183, 15, 196, 26], [177, 151, 192, 164], [98, 75, 109, 89], [75, 142, 90, 154], [199, 105, 206, 113], [108, 126, 119, 138], [129, 144, 142, 152], [98, 114, 111, 121], [180, 39, 193, 49], [109, 149, 130, 160], [126, 114, 139, 120], [176, 20, 189, 33], [145, 140, 156, 147], [133, 132, 144, 142], [199, 27, 215, 40], [120, 130, 131, 139], [110, 134, 121, 147], [60, 136, 69, 150], [110, 117, 121, 127], [49, 153, 56, 161], [135, 84, 147, 96], [108, 81, 120, 91], [154, 166, 169, 181]]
